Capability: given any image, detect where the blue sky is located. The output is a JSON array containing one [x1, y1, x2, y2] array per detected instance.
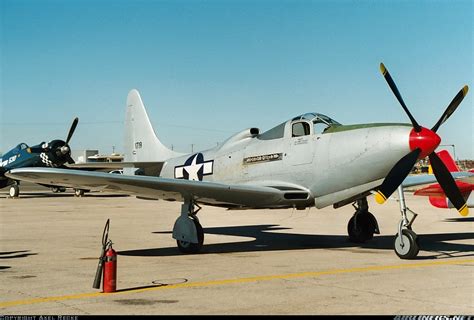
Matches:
[[1, 0, 472, 159]]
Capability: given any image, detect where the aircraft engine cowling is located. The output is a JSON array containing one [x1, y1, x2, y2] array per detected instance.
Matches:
[[40, 140, 74, 167]]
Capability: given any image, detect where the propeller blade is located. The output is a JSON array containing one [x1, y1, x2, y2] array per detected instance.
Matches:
[[375, 148, 421, 204], [66, 155, 75, 164], [431, 85, 469, 132], [66, 117, 79, 144], [429, 152, 469, 216], [380, 63, 422, 132]]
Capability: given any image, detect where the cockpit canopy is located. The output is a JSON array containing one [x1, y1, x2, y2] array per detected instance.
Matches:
[[1, 143, 29, 158], [258, 113, 341, 140], [14, 143, 29, 152]]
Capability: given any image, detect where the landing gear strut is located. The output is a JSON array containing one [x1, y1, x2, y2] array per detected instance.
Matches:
[[172, 198, 204, 254], [394, 186, 419, 259], [347, 197, 380, 243]]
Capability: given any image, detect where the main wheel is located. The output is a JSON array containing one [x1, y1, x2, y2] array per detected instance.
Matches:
[[9, 185, 20, 198], [74, 189, 85, 197], [347, 211, 377, 243], [394, 229, 419, 259], [176, 218, 204, 254]]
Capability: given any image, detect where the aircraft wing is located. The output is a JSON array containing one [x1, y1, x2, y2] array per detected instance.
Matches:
[[6, 167, 291, 208], [66, 161, 165, 175], [401, 171, 474, 188]]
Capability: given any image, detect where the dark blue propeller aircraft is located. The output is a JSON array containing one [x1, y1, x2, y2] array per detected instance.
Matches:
[[0, 117, 79, 197]]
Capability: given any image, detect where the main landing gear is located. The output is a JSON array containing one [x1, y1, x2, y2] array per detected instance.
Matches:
[[51, 186, 66, 193], [393, 186, 419, 259], [347, 190, 421, 259], [172, 198, 204, 254], [74, 189, 85, 197], [347, 197, 380, 243], [9, 183, 20, 198]]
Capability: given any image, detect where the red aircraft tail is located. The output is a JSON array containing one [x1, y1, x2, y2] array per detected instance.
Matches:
[[415, 150, 472, 209], [435, 149, 459, 172]]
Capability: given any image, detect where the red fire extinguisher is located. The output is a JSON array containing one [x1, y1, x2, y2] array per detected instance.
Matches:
[[103, 242, 117, 293]]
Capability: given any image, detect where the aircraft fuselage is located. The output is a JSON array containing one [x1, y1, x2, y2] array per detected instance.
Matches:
[[159, 119, 413, 209]]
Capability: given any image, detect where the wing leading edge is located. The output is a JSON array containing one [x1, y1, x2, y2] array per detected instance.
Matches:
[[6, 167, 308, 208]]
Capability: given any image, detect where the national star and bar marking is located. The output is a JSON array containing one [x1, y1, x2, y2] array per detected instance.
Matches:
[[174, 153, 214, 181]]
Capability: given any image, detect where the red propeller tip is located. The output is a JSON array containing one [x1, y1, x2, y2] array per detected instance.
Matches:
[[409, 127, 441, 159]]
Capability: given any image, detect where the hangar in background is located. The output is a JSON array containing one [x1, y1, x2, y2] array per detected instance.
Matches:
[[71, 150, 123, 164]]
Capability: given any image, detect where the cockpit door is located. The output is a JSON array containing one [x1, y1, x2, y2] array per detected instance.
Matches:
[[287, 121, 314, 165]]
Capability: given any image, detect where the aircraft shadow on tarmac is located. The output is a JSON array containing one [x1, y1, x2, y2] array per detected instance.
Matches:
[[444, 217, 474, 223], [0, 250, 37, 259], [0, 250, 37, 271], [118, 224, 474, 260], [0, 193, 129, 199]]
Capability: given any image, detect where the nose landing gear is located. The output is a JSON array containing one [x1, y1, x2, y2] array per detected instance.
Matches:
[[394, 186, 419, 259]]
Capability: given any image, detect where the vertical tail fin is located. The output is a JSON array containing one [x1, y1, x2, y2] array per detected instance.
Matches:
[[436, 149, 459, 172], [428, 150, 459, 174], [124, 89, 183, 163]]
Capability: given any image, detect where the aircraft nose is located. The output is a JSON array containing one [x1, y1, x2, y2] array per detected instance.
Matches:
[[409, 127, 441, 159]]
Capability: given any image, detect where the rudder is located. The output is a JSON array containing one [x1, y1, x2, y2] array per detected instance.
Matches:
[[124, 89, 183, 163]]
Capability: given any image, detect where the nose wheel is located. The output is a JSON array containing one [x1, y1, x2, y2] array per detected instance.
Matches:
[[394, 229, 419, 259], [394, 186, 420, 259]]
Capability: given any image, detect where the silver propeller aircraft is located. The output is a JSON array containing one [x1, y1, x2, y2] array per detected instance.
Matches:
[[7, 63, 470, 259]]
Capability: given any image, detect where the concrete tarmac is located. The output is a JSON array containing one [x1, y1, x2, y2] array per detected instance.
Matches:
[[0, 183, 473, 315]]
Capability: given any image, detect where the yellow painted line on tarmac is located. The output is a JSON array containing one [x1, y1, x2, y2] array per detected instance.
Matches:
[[1, 258, 473, 308]]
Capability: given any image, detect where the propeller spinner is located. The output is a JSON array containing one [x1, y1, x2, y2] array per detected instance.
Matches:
[[375, 63, 469, 216]]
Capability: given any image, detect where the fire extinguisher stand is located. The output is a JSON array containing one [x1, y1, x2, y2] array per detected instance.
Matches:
[[92, 219, 118, 293]]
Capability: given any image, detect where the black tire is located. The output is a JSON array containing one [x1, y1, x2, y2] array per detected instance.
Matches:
[[176, 218, 204, 254], [347, 211, 377, 243], [74, 189, 85, 197], [9, 185, 20, 198], [394, 229, 419, 259]]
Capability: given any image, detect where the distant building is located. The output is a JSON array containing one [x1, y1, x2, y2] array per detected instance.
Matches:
[[71, 150, 99, 164], [71, 150, 123, 163], [87, 153, 123, 163], [457, 159, 474, 171]]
